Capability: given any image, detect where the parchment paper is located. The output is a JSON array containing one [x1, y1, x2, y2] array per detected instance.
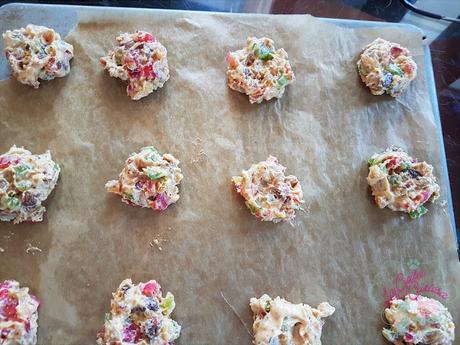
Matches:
[[0, 8, 459, 345]]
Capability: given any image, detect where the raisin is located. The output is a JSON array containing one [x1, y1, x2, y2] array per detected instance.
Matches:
[[406, 169, 421, 178], [21, 192, 38, 209]]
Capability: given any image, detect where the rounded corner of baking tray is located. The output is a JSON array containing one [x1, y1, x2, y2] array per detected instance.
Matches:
[[0, 2, 22, 10]]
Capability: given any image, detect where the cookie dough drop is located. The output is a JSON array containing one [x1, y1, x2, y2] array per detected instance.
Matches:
[[226, 37, 295, 103], [0, 146, 60, 224], [100, 31, 169, 100], [0, 280, 40, 345], [97, 279, 181, 345], [357, 38, 417, 97], [250, 294, 334, 345], [232, 156, 304, 223], [367, 147, 439, 219], [3, 25, 74, 88], [383, 294, 455, 345], [105, 146, 182, 211]]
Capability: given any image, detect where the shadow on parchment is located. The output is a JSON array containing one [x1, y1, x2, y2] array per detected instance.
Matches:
[[0, 187, 55, 295], [0, 74, 71, 293]]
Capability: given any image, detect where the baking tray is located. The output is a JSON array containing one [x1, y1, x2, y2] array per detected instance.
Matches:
[[0, 3, 459, 345]]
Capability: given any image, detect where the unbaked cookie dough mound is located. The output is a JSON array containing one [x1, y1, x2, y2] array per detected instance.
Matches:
[[226, 37, 295, 104], [0, 146, 60, 224], [357, 38, 417, 97], [105, 146, 183, 211], [367, 147, 439, 219], [97, 279, 181, 345], [100, 31, 170, 100], [250, 294, 335, 345], [0, 280, 40, 345], [232, 156, 304, 223], [383, 294, 455, 345], [3, 24, 74, 88]]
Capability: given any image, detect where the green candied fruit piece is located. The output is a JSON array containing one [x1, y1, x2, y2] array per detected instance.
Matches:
[[408, 205, 428, 219], [265, 299, 272, 313], [16, 180, 32, 192], [104, 313, 110, 322], [142, 146, 158, 153], [277, 75, 288, 89], [257, 46, 274, 61], [401, 162, 411, 170], [160, 292, 176, 316], [170, 319, 181, 339], [3, 196, 21, 210], [388, 175, 400, 186], [382, 328, 398, 342], [13, 165, 30, 178], [145, 167, 167, 180], [147, 172, 165, 180], [385, 64, 403, 77], [143, 147, 160, 163], [367, 157, 381, 166], [246, 200, 260, 215], [53, 163, 60, 172]]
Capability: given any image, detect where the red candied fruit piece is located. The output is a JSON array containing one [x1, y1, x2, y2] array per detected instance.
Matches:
[[403, 333, 414, 342], [154, 193, 169, 211], [226, 53, 238, 69], [42, 30, 54, 45], [137, 32, 155, 43], [386, 158, 397, 169], [96, 325, 106, 341], [123, 322, 142, 343], [1, 328, 11, 339], [390, 46, 403, 58], [1, 296, 18, 319], [128, 68, 141, 79], [145, 180, 155, 193], [142, 65, 157, 80], [142, 281, 160, 297], [0, 156, 19, 170]]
